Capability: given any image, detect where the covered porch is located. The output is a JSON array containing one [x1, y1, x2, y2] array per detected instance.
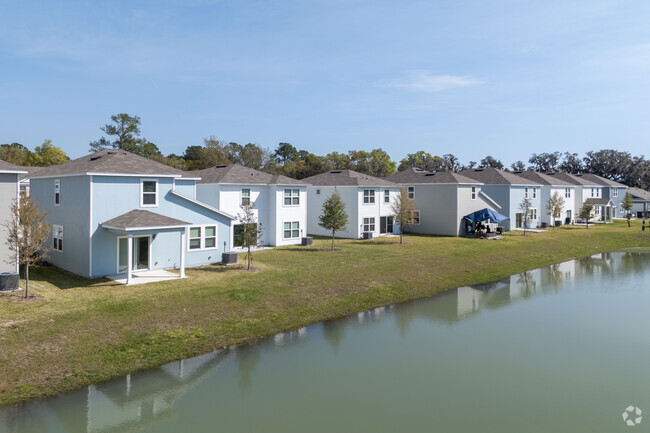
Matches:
[[585, 198, 615, 223], [102, 210, 190, 286]]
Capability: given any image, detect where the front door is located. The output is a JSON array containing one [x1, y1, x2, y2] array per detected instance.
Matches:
[[118, 236, 150, 273], [515, 213, 523, 228], [380, 216, 393, 234]]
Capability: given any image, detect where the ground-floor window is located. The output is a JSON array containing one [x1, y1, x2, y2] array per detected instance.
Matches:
[[283, 221, 300, 239], [189, 225, 217, 250], [408, 210, 420, 225], [234, 223, 257, 247], [363, 217, 376, 232], [53, 224, 63, 251], [529, 208, 537, 221], [595, 206, 600, 215]]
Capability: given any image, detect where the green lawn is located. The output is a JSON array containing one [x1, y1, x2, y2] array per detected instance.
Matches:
[[1, 220, 650, 406]]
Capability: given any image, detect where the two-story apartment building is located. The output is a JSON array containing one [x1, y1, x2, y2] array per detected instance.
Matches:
[[0, 160, 27, 274], [459, 168, 543, 230], [386, 167, 502, 236], [577, 174, 627, 218], [192, 164, 308, 247], [303, 170, 400, 239], [28, 150, 235, 284], [513, 171, 576, 226], [544, 173, 612, 222]]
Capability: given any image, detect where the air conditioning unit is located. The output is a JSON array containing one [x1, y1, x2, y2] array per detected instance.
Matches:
[[362, 232, 374, 240], [221, 252, 238, 265], [0, 272, 20, 291]]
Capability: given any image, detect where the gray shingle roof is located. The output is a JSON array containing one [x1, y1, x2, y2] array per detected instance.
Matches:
[[458, 168, 541, 185], [585, 198, 614, 206], [28, 149, 188, 178], [192, 164, 306, 185], [101, 210, 189, 230], [0, 160, 27, 173], [578, 173, 627, 188], [512, 171, 574, 186], [302, 169, 398, 187], [386, 167, 481, 184], [543, 172, 600, 186], [629, 187, 650, 202]]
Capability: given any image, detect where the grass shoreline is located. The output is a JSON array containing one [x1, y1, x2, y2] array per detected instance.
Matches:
[[1, 220, 650, 408]]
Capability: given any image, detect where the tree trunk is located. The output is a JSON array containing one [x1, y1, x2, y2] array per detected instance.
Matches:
[[331, 229, 335, 251], [399, 224, 403, 244], [628, 218, 631, 227], [25, 264, 29, 299], [247, 246, 251, 270]]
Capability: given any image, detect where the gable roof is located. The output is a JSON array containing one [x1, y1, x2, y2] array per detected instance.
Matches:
[[458, 168, 541, 186], [302, 169, 397, 187], [512, 171, 574, 186], [191, 164, 305, 185], [584, 198, 614, 206], [543, 172, 600, 187], [101, 210, 190, 231], [0, 159, 28, 174], [27, 149, 189, 179], [386, 167, 481, 184], [628, 187, 650, 202], [169, 190, 236, 220], [577, 173, 627, 188]]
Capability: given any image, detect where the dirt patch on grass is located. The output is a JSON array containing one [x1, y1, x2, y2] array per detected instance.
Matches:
[[0, 293, 44, 303], [319, 248, 342, 252]]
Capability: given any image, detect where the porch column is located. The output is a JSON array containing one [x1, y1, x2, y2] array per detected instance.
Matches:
[[179, 227, 186, 278], [126, 233, 133, 285]]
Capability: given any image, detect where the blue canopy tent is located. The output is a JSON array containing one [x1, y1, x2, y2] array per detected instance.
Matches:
[[463, 208, 509, 224]]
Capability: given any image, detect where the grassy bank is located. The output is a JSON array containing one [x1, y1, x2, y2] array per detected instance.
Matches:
[[1, 220, 650, 407]]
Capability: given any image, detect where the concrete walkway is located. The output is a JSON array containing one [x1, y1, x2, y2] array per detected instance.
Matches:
[[107, 269, 183, 286]]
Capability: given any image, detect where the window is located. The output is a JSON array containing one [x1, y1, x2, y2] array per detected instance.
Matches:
[[591, 188, 595, 197], [384, 190, 390, 203], [408, 186, 415, 199], [316, 189, 321, 195], [471, 186, 476, 200], [284, 189, 300, 206], [363, 217, 375, 232], [53, 225, 63, 252], [189, 227, 202, 250], [596, 189, 600, 198], [529, 209, 537, 220], [524, 187, 529, 198], [141, 180, 158, 207], [241, 189, 251, 206], [283, 221, 300, 239], [595, 206, 600, 215], [188, 225, 218, 250], [613, 188, 618, 197], [54, 179, 60, 206], [205, 226, 216, 248], [565, 188, 571, 198], [532, 188, 537, 199], [408, 210, 420, 225], [363, 189, 375, 204]]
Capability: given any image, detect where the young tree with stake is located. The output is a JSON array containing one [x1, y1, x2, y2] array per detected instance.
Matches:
[[518, 196, 532, 236], [579, 202, 594, 229], [621, 192, 634, 227], [391, 188, 416, 244], [237, 203, 264, 270], [4, 193, 50, 298], [318, 192, 349, 251], [546, 191, 565, 229]]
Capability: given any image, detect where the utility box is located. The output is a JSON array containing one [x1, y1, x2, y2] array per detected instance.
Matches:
[[362, 232, 374, 240], [221, 252, 238, 265], [0, 272, 20, 292], [555, 220, 562, 227], [301, 237, 313, 246]]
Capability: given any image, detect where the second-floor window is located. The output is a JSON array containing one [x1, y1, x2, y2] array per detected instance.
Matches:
[[241, 188, 251, 206], [471, 186, 476, 200], [54, 179, 60, 206], [53, 224, 63, 252], [384, 190, 390, 203], [363, 189, 375, 204], [532, 188, 537, 199], [284, 188, 300, 206], [565, 188, 571, 198], [591, 188, 595, 197], [141, 180, 158, 207], [524, 187, 529, 198], [408, 186, 415, 199], [613, 188, 619, 197]]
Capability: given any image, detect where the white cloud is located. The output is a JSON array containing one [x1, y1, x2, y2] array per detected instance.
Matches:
[[377, 71, 483, 93]]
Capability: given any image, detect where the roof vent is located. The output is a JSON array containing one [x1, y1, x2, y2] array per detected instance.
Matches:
[[107, 151, 118, 155], [425, 173, 435, 176], [474, 169, 484, 172], [330, 170, 342, 174], [513, 171, 522, 174], [216, 164, 228, 168], [415, 168, 424, 172], [90, 156, 102, 161]]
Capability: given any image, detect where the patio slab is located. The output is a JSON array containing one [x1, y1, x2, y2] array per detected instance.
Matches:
[[107, 269, 183, 286]]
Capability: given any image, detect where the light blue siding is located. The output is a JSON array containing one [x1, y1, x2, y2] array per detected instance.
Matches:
[[174, 180, 196, 199], [30, 176, 91, 277], [603, 186, 627, 217]]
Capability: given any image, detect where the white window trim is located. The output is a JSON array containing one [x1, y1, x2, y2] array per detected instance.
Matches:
[[282, 220, 301, 239], [241, 188, 251, 206], [187, 224, 219, 252], [471, 186, 476, 200], [524, 187, 529, 199], [140, 179, 159, 208], [384, 190, 390, 203], [362, 189, 376, 205], [408, 186, 415, 199], [54, 179, 61, 206], [532, 188, 537, 199], [282, 188, 300, 207], [408, 210, 421, 225], [116, 235, 152, 274], [53, 224, 63, 252], [362, 217, 376, 232], [529, 208, 538, 220], [613, 188, 619, 197]]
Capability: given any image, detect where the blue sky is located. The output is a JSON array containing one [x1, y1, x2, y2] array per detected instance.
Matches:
[[1, 0, 650, 165]]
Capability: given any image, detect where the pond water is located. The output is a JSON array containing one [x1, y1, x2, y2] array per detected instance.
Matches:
[[2, 252, 650, 433]]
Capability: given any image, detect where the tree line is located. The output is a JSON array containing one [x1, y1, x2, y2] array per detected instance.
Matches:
[[3, 113, 650, 191]]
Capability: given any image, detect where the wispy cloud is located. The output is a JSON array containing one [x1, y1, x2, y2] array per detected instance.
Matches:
[[377, 71, 483, 93]]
